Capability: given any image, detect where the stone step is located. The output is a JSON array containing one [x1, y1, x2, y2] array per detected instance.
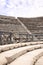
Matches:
[[0, 41, 43, 52], [0, 55, 7, 65], [8, 49, 43, 65], [0, 44, 43, 65], [35, 56, 43, 65]]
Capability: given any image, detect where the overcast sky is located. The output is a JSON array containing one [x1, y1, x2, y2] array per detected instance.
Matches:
[[0, 0, 43, 18]]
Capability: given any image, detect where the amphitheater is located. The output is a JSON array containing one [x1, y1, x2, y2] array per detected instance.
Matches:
[[0, 15, 43, 65]]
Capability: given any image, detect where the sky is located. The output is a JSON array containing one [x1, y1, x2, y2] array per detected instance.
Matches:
[[0, 0, 43, 18]]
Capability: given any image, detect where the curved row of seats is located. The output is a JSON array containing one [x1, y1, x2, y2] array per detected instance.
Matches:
[[8, 49, 43, 65], [35, 56, 43, 65], [0, 44, 43, 65], [31, 51, 43, 65], [0, 41, 43, 53]]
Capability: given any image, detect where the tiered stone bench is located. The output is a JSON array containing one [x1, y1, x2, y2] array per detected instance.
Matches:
[[0, 41, 43, 65], [8, 49, 43, 65], [0, 41, 43, 52], [0, 44, 43, 65], [35, 56, 43, 65]]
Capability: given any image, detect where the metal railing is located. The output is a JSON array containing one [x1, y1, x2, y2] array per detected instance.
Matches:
[[18, 33, 43, 42]]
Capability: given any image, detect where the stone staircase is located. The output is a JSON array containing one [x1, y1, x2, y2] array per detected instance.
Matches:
[[18, 17, 43, 34]]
